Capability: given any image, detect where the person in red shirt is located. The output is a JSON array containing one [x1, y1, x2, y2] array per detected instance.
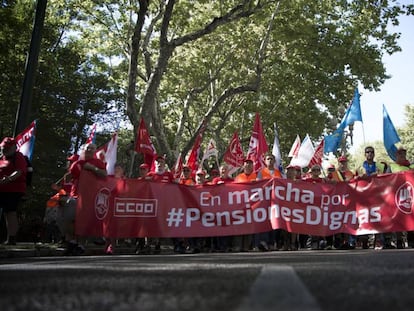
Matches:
[[64, 143, 107, 255], [135, 162, 152, 254], [0, 137, 27, 245], [146, 155, 174, 183], [145, 155, 174, 253], [210, 165, 234, 251], [211, 164, 234, 184], [47, 154, 79, 245], [207, 168, 219, 183], [302, 164, 325, 183]]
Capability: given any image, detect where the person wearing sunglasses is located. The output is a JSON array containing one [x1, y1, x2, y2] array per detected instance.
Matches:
[[356, 146, 387, 177]]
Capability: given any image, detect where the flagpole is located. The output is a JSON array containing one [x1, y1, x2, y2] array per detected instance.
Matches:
[[128, 152, 136, 178], [14, 0, 47, 136]]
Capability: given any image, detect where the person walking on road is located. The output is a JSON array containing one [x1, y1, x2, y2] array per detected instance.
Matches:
[[0, 137, 27, 245]]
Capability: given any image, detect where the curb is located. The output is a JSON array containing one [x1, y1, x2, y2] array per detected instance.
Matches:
[[0, 243, 175, 259]]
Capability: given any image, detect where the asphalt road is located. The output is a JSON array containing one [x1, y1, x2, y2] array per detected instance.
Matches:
[[1, 249, 414, 311]]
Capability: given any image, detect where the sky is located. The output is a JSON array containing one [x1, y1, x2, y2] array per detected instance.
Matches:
[[351, 9, 414, 153]]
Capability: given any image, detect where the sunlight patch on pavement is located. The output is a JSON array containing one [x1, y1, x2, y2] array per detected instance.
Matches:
[[237, 265, 321, 311]]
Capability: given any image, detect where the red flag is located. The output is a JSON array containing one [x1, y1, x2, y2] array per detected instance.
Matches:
[[135, 118, 157, 166], [15, 120, 36, 161], [223, 131, 244, 173], [246, 113, 269, 171], [186, 123, 207, 172], [86, 123, 97, 144], [171, 154, 183, 179], [308, 139, 324, 168]]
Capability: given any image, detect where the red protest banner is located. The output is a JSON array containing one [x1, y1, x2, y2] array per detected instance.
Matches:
[[75, 171, 414, 238]]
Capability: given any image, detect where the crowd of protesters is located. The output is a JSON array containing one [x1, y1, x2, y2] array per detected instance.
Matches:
[[1, 135, 414, 255]]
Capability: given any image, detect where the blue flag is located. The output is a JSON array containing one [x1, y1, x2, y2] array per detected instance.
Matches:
[[324, 128, 344, 153], [324, 88, 362, 153], [337, 88, 363, 131], [383, 104, 400, 161]]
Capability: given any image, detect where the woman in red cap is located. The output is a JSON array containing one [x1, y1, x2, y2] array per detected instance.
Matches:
[[0, 137, 27, 245]]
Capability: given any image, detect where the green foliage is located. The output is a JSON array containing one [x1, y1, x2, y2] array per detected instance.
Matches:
[[398, 104, 414, 161], [1, 0, 125, 233]]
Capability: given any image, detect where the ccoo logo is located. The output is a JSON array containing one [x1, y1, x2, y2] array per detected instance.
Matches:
[[95, 188, 111, 220], [395, 182, 414, 214]]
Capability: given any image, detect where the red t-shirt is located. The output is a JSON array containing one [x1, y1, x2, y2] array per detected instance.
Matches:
[[146, 171, 174, 183], [69, 158, 106, 196], [0, 151, 27, 193], [302, 177, 325, 183]]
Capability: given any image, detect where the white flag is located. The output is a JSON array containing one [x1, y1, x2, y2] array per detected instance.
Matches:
[[272, 123, 282, 171], [288, 134, 301, 158], [105, 132, 118, 175], [201, 138, 219, 166], [289, 134, 314, 168]]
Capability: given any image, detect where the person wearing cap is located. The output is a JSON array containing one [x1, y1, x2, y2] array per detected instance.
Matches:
[[137, 163, 150, 181], [286, 164, 303, 180], [195, 169, 207, 185], [146, 155, 174, 183], [0, 137, 27, 245], [134, 164, 152, 254], [209, 164, 234, 252], [208, 169, 220, 183], [329, 155, 357, 249], [387, 147, 414, 173], [181, 169, 207, 253], [62, 143, 107, 255], [179, 166, 195, 185], [330, 155, 355, 182], [234, 158, 257, 183], [143, 155, 175, 254]]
